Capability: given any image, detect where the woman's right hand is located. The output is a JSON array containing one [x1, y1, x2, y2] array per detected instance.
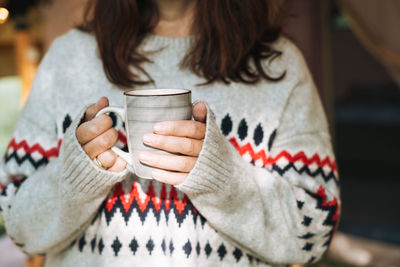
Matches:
[[76, 97, 127, 172]]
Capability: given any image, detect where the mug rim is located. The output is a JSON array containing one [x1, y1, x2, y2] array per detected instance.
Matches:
[[124, 88, 191, 97]]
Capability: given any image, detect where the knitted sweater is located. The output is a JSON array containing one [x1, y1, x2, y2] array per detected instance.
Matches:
[[0, 29, 340, 267]]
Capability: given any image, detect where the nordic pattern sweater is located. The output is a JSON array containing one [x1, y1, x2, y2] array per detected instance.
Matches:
[[0, 29, 340, 267]]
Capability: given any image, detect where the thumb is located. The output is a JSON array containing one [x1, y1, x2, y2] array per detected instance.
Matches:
[[193, 101, 207, 123], [84, 96, 109, 121]]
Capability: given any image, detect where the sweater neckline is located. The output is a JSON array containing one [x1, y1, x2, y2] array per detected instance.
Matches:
[[141, 33, 196, 50]]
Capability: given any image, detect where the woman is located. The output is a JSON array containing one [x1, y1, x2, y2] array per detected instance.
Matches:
[[0, 0, 340, 266]]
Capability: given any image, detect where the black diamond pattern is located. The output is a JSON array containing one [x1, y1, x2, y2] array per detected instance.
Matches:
[[129, 237, 139, 255], [183, 240, 192, 258], [196, 242, 201, 256], [221, 114, 233, 136], [200, 215, 207, 227], [98, 238, 104, 255], [204, 242, 212, 258], [217, 243, 227, 260], [146, 238, 155, 255], [12, 178, 23, 189], [78, 236, 86, 252], [308, 256, 316, 263], [302, 216, 313, 226], [267, 129, 277, 151], [233, 248, 243, 262], [297, 200, 305, 209], [161, 239, 166, 255], [169, 240, 175, 255], [111, 237, 122, 256], [238, 119, 248, 140], [302, 242, 314, 251], [247, 254, 253, 263], [299, 232, 315, 239], [63, 114, 72, 133], [253, 123, 264, 146], [90, 236, 96, 252]]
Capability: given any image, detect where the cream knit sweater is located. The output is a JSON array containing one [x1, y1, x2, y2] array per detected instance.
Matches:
[[0, 29, 340, 267]]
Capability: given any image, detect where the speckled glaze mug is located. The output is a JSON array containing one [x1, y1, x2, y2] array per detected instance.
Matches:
[[96, 89, 192, 179]]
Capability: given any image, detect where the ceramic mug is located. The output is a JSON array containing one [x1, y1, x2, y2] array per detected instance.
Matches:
[[96, 88, 192, 179]]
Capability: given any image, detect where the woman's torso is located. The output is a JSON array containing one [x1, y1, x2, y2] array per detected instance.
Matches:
[[45, 29, 295, 267]]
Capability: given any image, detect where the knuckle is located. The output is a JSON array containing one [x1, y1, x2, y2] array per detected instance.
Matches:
[[153, 154, 161, 166], [108, 149, 118, 160], [111, 157, 126, 173], [106, 152, 118, 166], [109, 128, 119, 143], [176, 158, 188, 171], [190, 122, 199, 135], [85, 104, 96, 117], [168, 123, 175, 133], [152, 135, 161, 147], [99, 114, 113, 126], [87, 123, 100, 136], [86, 104, 95, 113], [95, 137, 106, 149], [182, 159, 191, 171], [76, 126, 85, 142], [98, 134, 112, 149], [183, 139, 195, 155]]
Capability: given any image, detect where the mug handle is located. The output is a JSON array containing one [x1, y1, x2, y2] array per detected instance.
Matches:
[[95, 107, 134, 170]]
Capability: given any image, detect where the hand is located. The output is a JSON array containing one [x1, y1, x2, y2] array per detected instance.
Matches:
[[139, 102, 207, 185], [76, 97, 127, 172]]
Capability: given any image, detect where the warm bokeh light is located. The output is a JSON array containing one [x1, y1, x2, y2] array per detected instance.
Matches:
[[0, 7, 9, 24]]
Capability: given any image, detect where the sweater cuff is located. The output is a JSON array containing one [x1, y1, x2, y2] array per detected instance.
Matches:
[[177, 104, 236, 195], [59, 106, 129, 196]]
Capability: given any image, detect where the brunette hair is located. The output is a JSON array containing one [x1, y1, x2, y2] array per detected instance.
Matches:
[[80, 0, 285, 87]]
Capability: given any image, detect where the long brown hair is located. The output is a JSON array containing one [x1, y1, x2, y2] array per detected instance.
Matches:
[[80, 0, 285, 87]]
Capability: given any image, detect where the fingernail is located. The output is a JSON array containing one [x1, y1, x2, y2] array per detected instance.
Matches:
[[152, 169, 163, 180], [153, 122, 167, 133], [139, 151, 152, 164], [142, 133, 154, 145]]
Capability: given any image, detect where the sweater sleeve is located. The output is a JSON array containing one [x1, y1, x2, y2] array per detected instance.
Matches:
[[177, 53, 340, 264], [0, 38, 130, 255]]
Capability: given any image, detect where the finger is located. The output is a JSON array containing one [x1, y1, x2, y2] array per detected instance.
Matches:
[[84, 96, 109, 122], [93, 157, 106, 170], [139, 151, 196, 172], [82, 128, 118, 159], [151, 169, 187, 185], [153, 121, 206, 140], [193, 102, 207, 122], [96, 150, 118, 169], [143, 133, 203, 156], [108, 156, 127, 173], [76, 114, 113, 145]]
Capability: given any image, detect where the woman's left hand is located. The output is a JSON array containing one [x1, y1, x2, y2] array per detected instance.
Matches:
[[139, 102, 207, 185]]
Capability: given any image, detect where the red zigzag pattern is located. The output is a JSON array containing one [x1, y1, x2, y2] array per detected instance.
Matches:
[[6, 138, 62, 159], [1, 132, 126, 188], [106, 181, 192, 215], [6, 130, 127, 161], [229, 137, 337, 172]]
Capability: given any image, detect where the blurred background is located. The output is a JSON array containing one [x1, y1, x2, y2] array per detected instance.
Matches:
[[0, 0, 399, 267]]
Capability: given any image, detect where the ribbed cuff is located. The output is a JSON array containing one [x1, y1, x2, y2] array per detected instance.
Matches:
[[60, 106, 129, 196], [177, 104, 235, 195]]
